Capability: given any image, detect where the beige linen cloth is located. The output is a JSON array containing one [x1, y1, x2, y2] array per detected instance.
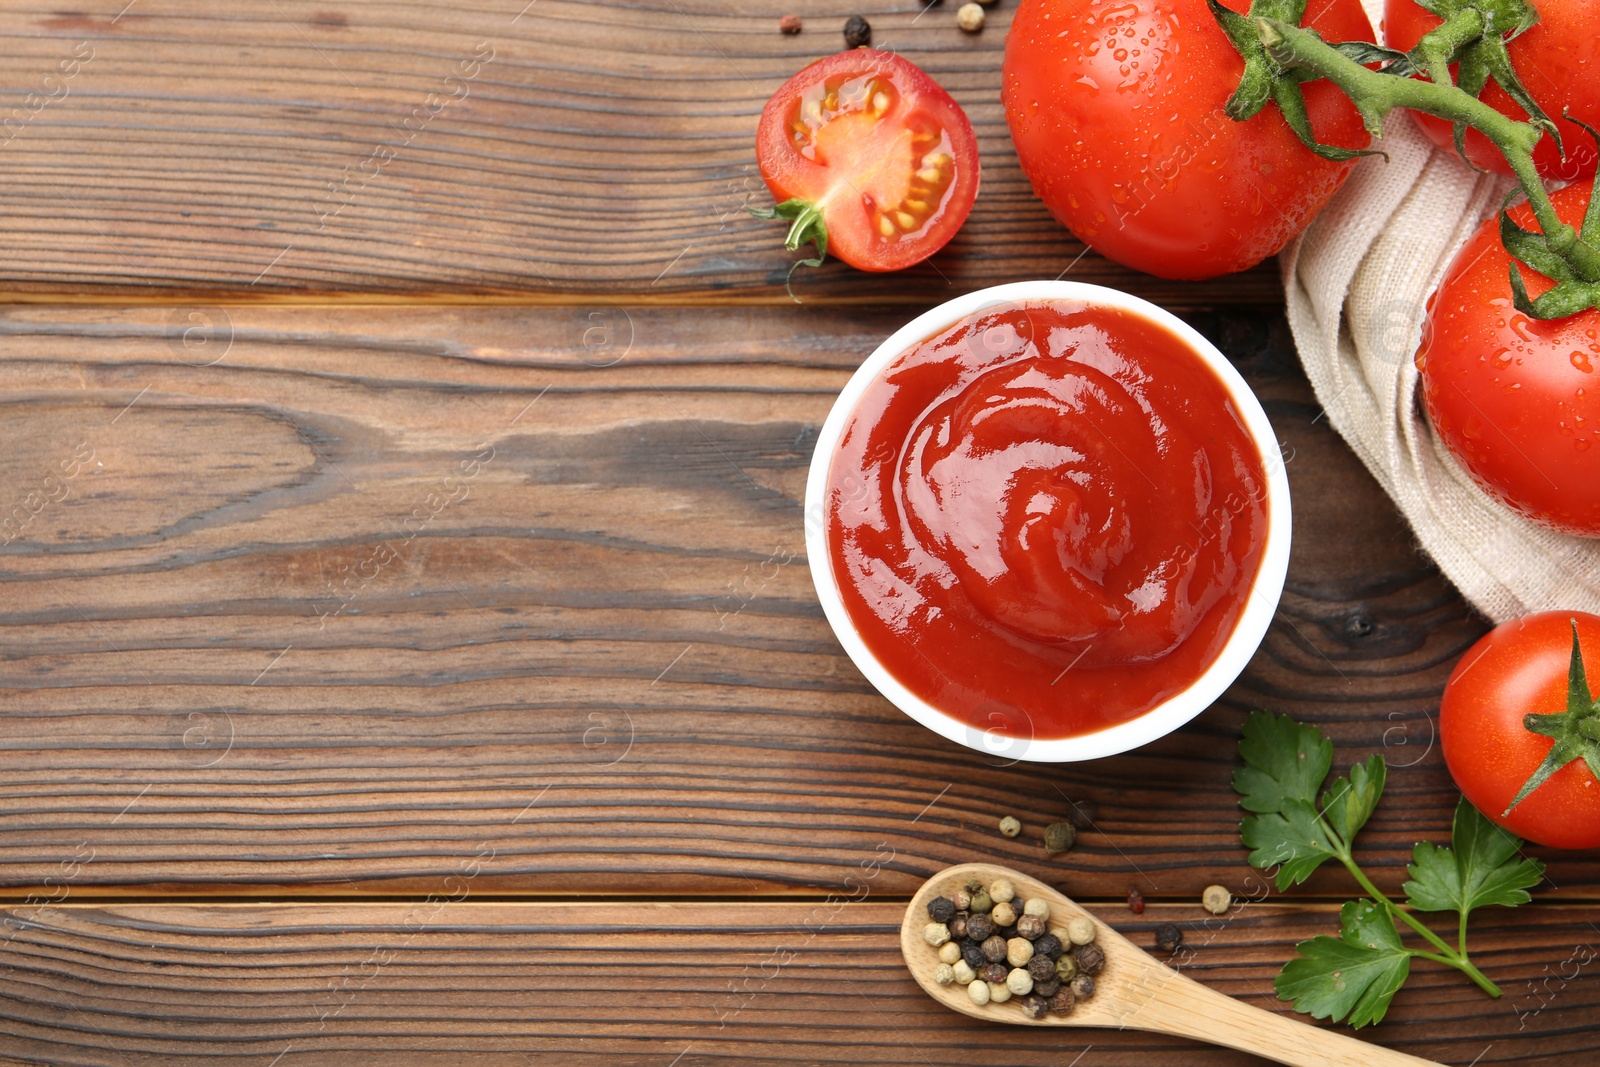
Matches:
[[1281, 99, 1600, 623]]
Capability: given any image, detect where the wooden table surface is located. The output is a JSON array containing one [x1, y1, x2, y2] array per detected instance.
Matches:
[[0, 2, 1594, 1064]]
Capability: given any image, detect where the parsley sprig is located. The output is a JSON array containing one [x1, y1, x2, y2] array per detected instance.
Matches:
[[1234, 711, 1546, 1027]]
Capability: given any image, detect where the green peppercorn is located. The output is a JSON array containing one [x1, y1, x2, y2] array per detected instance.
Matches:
[[1070, 973, 1096, 999], [1034, 933, 1064, 959], [1015, 913, 1046, 940], [928, 896, 955, 924], [1074, 942, 1105, 976], [1026, 954, 1056, 981], [969, 889, 994, 914], [965, 913, 994, 942], [1044, 821, 1077, 855], [1054, 955, 1078, 981]]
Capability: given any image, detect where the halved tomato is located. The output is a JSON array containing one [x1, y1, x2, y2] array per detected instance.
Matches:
[[755, 50, 979, 272]]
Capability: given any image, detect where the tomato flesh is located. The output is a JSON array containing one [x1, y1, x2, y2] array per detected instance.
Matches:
[[1441, 612, 1600, 851], [1417, 180, 1600, 538], [1384, 0, 1600, 182], [757, 51, 979, 272]]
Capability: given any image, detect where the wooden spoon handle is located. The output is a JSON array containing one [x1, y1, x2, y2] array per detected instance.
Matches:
[[1114, 956, 1442, 1067]]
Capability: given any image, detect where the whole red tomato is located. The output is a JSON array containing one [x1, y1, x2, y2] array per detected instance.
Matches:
[[1441, 611, 1600, 850], [1416, 179, 1600, 537], [1384, 0, 1600, 182], [755, 50, 980, 272], [1001, 0, 1373, 280]]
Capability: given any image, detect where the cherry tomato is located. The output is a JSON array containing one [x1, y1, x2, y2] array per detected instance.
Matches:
[[1384, 0, 1600, 182], [1440, 611, 1600, 851], [1416, 179, 1600, 538], [1001, 0, 1373, 280], [755, 50, 979, 272]]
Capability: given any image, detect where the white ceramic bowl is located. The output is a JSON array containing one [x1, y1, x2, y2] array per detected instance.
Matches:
[[805, 281, 1292, 762]]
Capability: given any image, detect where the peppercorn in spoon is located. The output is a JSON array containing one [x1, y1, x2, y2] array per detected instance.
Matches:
[[902, 864, 1443, 1067]]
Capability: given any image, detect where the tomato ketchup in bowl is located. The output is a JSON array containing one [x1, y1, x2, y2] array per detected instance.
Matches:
[[806, 282, 1291, 761]]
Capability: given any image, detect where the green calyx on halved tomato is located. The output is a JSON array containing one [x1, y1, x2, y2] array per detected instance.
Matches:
[[753, 50, 980, 279], [1442, 611, 1600, 850]]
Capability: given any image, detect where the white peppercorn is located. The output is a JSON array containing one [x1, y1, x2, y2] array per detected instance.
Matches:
[[1203, 884, 1232, 915], [1065, 915, 1096, 946], [923, 922, 951, 947], [967, 979, 990, 1006], [998, 815, 1021, 838], [989, 878, 1016, 904], [987, 980, 1012, 1004], [1006, 937, 1034, 968], [939, 941, 962, 965], [956, 1, 985, 32], [1006, 967, 1034, 996], [1023, 897, 1050, 920], [953, 960, 977, 985], [991, 901, 1017, 928], [934, 962, 956, 985]]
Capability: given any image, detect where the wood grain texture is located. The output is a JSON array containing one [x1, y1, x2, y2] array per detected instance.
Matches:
[[0, 0, 1283, 304], [1, 901, 1596, 1066], [1, 303, 1590, 901]]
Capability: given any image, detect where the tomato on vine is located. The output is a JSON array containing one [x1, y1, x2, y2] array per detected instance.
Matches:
[[1001, 0, 1373, 280], [1384, 0, 1600, 181]]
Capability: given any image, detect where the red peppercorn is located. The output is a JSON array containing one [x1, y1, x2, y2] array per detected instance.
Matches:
[[1127, 886, 1145, 914], [778, 14, 802, 35]]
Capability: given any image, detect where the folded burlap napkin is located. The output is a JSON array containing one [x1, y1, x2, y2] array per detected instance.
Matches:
[[1281, 101, 1600, 623]]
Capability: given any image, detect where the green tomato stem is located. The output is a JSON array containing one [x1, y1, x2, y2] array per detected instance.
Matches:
[[1415, 8, 1484, 87], [1256, 18, 1600, 284]]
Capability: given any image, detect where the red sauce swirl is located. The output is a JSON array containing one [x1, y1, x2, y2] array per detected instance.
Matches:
[[827, 302, 1270, 739]]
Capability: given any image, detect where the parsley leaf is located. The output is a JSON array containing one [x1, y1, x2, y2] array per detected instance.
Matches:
[[1320, 754, 1385, 844], [1241, 798, 1341, 889], [1404, 797, 1546, 915], [1276, 900, 1412, 1028], [1233, 710, 1333, 814]]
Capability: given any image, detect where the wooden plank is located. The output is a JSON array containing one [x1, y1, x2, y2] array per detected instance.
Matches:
[[0, 0, 1282, 304], [0, 900, 1595, 1065], [1, 304, 1593, 899]]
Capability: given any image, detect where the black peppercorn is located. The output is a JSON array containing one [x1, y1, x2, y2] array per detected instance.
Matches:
[[948, 913, 969, 941], [1155, 922, 1184, 953], [1034, 975, 1061, 998], [1127, 886, 1145, 914], [927, 896, 955, 924], [980, 935, 1007, 963], [1026, 954, 1056, 981], [843, 14, 871, 48], [1070, 973, 1096, 999], [1015, 913, 1046, 940], [998, 924, 1018, 941], [1021, 993, 1050, 1019], [961, 940, 986, 970], [981, 961, 1008, 984], [1065, 799, 1099, 829], [1074, 942, 1106, 976], [1049, 989, 1076, 1016], [1033, 933, 1063, 959], [965, 913, 994, 942]]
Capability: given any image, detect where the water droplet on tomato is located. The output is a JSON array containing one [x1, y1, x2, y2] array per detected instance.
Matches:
[[1577, 439, 1593, 452], [1574, 350, 1595, 373], [1490, 348, 1512, 369]]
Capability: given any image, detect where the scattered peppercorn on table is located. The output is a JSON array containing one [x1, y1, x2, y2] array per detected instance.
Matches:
[[0, 4, 1595, 1066]]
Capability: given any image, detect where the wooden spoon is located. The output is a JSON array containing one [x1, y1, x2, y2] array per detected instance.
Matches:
[[902, 863, 1442, 1067]]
